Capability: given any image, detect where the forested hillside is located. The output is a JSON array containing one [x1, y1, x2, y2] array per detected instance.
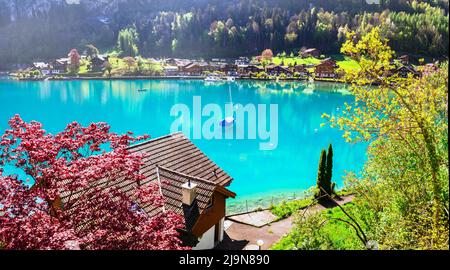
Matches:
[[0, 0, 448, 68]]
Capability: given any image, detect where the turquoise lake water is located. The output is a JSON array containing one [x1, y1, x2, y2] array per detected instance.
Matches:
[[0, 78, 367, 211]]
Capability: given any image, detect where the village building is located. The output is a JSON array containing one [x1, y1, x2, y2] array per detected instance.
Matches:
[[314, 58, 338, 78], [240, 64, 263, 76], [235, 57, 250, 66], [32, 62, 51, 75], [90, 55, 109, 72], [180, 62, 205, 76], [49, 58, 69, 74], [222, 63, 238, 76], [396, 64, 419, 78], [266, 64, 293, 76], [60, 133, 236, 250], [164, 58, 178, 65], [293, 64, 309, 77], [164, 65, 180, 76], [301, 48, 321, 58]]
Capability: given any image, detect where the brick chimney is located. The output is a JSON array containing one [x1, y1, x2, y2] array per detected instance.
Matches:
[[181, 180, 197, 206]]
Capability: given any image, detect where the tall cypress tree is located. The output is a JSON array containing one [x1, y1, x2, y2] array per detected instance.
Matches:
[[326, 144, 333, 194], [315, 149, 327, 199]]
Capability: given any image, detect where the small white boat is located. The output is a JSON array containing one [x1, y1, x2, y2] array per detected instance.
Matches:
[[226, 76, 235, 82], [204, 75, 223, 82], [220, 116, 235, 127]]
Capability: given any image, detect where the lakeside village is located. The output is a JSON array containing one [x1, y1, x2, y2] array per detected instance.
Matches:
[[7, 46, 438, 82]]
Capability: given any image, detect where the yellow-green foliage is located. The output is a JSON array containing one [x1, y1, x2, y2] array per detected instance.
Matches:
[[322, 27, 449, 249], [281, 27, 448, 250]]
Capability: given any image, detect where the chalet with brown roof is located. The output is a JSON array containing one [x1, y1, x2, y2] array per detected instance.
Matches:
[[222, 63, 238, 76], [90, 55, 109, 72], [50, 58, 69, 74], [61, 132, 235, 250], [396, 64, 419, 78], [180, 62, 210, 75], [240, 64, 263, 76], [293, 64, 309, 77], [266, 64, 293, 76], [314, 58, 338, 78]]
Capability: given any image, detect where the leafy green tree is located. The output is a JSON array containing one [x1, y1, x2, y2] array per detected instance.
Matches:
[[117, 27, 139, 57], [323, 27, 448, 249]]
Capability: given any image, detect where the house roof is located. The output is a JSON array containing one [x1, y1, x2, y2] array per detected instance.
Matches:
[[53, 58, 69, 65], [92, 55, 108, 62], [396, 64, 419, 75], [303, 48, 319, 53], [33, 62, 49, 69], [156, 166, 235, 231], [59, 132, 235, 232], [129, 132, 234, 216]]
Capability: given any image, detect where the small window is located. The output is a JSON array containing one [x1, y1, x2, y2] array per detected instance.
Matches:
[[207, 196, 214, 208]]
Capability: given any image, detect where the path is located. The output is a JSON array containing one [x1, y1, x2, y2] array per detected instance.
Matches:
[[215, 195, 354, 250]]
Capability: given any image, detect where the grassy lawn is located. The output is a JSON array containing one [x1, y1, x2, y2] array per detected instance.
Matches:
[[336, 58, 360, 72], [269, 190, 353, 220], [272, 56, 321, 66], [270, 202, 365, 250], [270, 197, 313, 220], [76, 55, 163, 77], [273, 54, 360, 74]]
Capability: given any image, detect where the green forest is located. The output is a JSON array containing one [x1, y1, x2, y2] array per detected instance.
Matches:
[[0, 0, 448, 69]]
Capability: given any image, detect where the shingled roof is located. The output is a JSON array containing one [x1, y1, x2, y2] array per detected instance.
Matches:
[[128, 132, 233, 187], [156, 166, 235, 231], [59, 132, 234, 231], [127, 132, 234, 219]]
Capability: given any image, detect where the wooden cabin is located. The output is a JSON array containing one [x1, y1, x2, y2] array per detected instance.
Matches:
[[266, 64, 293, 76], [396, 64, 419, 78], [293, 64, 309, 77], [50, 58, 69, 74], [180, 62, 207, 75], [314, 58, 337, 78], [90, 55, 109, 72], [222, 63, 238, 76], [240, 64, 263, 76]]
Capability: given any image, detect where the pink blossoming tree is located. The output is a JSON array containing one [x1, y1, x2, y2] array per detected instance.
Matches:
[[0, 115, 187, 250]]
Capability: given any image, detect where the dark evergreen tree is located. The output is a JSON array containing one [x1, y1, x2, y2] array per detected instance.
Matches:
[[315, 149, 327, 200], [316, 145, 336, 200], [325, 144, 334, 195]]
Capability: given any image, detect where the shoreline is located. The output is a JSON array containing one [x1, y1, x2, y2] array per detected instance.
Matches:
[[226, 188, 314, 215], [8, 75, 346, 84]]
